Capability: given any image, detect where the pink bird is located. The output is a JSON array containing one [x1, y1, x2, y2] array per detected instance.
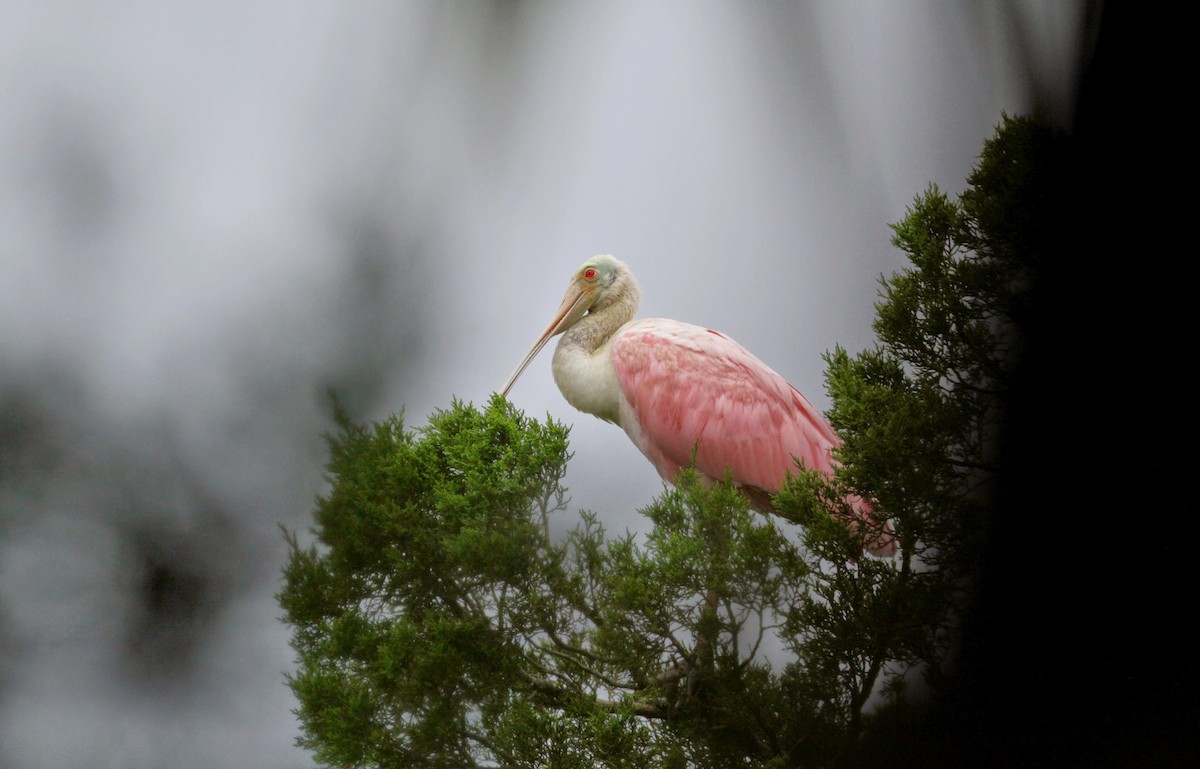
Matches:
[[501, 255, 895, 557]]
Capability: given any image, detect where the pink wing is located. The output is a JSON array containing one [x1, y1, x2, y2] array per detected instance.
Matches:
[[610, 318, 840, 497], [611, 319, 896, 556]]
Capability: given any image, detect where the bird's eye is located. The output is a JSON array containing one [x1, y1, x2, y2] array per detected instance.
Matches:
[[583, 267, 597, 280]]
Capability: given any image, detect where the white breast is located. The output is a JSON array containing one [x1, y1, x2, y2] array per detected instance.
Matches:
[[551, 328, 625, 424]]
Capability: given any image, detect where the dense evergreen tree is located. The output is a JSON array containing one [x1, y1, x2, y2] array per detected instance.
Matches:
[[279, 115, 1061, 767]]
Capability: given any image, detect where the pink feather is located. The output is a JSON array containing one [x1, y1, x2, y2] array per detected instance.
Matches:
[[612, 319, 895, 557]]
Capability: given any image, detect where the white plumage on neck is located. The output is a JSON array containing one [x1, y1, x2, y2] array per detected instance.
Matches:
[[550, 259, 641, 425], [552, 314, 628, 424]]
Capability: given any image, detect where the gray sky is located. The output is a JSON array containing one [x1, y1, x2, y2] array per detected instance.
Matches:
[[0, 2, 1084, 767]]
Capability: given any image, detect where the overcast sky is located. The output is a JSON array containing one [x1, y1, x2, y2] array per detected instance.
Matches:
[[0, 3, 1085, 767]]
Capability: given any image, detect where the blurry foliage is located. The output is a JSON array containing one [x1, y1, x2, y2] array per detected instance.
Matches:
[[279, 115, 1060, 767]]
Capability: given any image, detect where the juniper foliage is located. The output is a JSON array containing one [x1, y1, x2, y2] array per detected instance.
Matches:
[[279, 115, 1056, 767]]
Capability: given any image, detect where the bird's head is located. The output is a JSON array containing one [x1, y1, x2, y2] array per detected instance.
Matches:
[[500, 254, 641, 397], [568, 254, 641, 315]]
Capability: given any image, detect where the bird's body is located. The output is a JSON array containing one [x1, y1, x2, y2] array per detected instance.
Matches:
[[556, 317, 841, 512], [502, 254, 894, 556]]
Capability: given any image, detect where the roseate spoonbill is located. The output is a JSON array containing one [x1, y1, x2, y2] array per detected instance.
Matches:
[[501, 254, 895, 557]]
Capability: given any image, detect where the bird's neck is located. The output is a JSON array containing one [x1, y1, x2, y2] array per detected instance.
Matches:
[[551, 300, 634, 424], [563, 303, 627, 353]]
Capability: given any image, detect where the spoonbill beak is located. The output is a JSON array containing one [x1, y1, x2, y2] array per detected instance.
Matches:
[[500, 282, 592, 397]]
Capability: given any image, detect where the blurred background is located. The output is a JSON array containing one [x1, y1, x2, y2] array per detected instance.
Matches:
[[1, 3, 1088, 767]]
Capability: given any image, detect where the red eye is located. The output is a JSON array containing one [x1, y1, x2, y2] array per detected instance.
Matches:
[[583, 267, 597, 280]]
